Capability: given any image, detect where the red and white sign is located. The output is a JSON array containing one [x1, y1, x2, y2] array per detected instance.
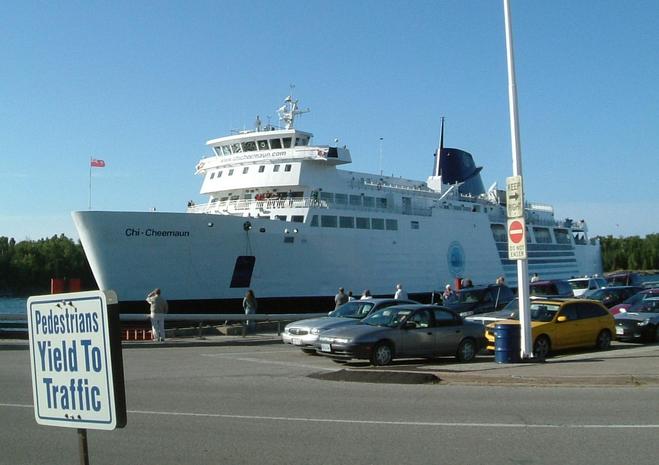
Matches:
[[507, 217, 527, 260]]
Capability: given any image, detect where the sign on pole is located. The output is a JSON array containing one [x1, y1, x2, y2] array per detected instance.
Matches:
[[506, 175, 524, 218], [507, 217, 527, 260], [27, 290, 126, 430]]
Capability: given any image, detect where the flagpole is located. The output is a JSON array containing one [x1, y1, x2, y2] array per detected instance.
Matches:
[[89, 156, 92, 210]]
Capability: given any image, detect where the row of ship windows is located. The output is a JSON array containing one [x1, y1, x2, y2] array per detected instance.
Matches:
[[316, 191, 388, 209], [213, 136, 310, 156], [209, 164, 293, 179], [308, 215, 419, 231], [491, 224, 573, 244]]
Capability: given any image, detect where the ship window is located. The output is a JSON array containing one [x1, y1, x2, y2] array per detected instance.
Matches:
[[244, 193, 252, 200], [320, 192, 333, 202], [291, 215, 304, 223], [356, 217, 370, 229], [276, 215, 287, 221], [377, 198, 387, 209], [310, 215, 318, 227], [210, 172, 215, 179], [339, 216, 354, 228], [284, 237, 294, 243], [270, 138, 282, 149], [273, 165, 280, 172], [284, 164, 292, 172], [218, 171, 223, 177], [363, 196, 375, 208], [257, 140, 270, 150], [214, 147, 222, 156], [242, 141, 257, 152], [231, 143, 242, 153], [221, 145, 232, 155], [349, 195, 362, 206], [386, 219, 398, 231], [282, 137, 292, 148], [335, 193, 347, 205], [258, 165, 265, 173], [533, 227, 552, 244], [491, 224, 506, 242], [555, 228, 571, 244], [295, 137, 308, 146], [372, 218, 385, 230], [243, 167, 249, 174], [411, 221, 420, 230], [228, 169, 234, 176], [321, 215, 337, 228], [220, 197, 228, 202]]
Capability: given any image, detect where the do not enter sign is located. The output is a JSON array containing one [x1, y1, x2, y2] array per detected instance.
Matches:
[[507, 218, 527, 260]]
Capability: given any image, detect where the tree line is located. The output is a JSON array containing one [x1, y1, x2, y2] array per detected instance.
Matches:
[[0, 233, 657, 297], [0, 235, 96, 296]]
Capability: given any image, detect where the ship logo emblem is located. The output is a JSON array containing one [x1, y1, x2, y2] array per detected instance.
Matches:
[[447, 241, 465, 277]]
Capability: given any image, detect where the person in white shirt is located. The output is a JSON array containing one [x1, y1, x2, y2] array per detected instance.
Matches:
[[394, 283, 408, 300]]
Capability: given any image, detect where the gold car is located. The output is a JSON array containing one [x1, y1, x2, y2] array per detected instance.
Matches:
[[485, 299, 615, 359]]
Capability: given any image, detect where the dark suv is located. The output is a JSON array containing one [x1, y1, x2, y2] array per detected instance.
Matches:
[[529, 280, 574, 298], [445, 285, 515, 317]]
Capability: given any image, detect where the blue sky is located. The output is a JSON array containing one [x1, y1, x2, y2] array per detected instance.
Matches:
[[1, 0, 657, 241]]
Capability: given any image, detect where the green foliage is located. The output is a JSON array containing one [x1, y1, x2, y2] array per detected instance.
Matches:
[[0, 235, 96, 296], [599, 234, 659, 272]]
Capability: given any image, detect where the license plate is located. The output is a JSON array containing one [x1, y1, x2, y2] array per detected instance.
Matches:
[[615, 327, 623, 335], [321, 343, 331, 353], [292, 337, 302, 345]]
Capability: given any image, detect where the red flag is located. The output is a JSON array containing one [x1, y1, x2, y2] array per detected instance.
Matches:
[[91, 158, 106, 168]]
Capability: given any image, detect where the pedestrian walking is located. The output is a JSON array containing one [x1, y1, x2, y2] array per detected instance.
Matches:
[[243, 289, 257, 333], [146, 288, 168, 342]]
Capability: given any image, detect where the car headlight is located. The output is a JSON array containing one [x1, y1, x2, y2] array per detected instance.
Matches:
[[333, 337, 351, 344], [637, 319, 650, 327], [310, 328, 320, 335]]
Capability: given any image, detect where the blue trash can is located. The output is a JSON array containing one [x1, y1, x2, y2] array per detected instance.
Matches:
[[494, 323, 521, 363]]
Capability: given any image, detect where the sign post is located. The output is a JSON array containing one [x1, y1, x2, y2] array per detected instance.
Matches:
[[27, 290, 126, 464]]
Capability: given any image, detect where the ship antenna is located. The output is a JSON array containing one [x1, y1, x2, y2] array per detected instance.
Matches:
[[434, 116, 446, 176]]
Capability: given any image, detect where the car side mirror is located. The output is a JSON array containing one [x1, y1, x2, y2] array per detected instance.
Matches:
[[557, 315, 568, 323]]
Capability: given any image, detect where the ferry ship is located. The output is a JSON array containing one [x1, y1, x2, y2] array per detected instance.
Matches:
[[73, 96, 602, 314]]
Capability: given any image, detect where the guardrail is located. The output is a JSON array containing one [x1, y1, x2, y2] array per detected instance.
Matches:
[[0, 313, 326, 338]]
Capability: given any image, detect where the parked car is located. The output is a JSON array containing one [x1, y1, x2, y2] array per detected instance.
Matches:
[[484, 298, 615, 360], [445, 284, 515, 317], [605, 272, 643, 287], [583, 286, 644, 308], [315, 304, 485, 365], [567, 276, 607, 297], [529, 280, 574, 298], [614, 298, 659, 342], [282, 298, 417, 353], [608, 288, 659, 315]]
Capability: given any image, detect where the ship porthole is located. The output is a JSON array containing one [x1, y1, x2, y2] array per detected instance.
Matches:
[[259, 227, 266, 233], [207, 222, 214, 227]]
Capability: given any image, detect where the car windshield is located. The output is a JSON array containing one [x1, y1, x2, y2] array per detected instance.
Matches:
[[586, 289, 610, 300], [457, 289, 484, 303], [530, 284, 557, 296], [328, 301, 374, 318], [362, 308, 412, 328], [628, 299, 659, 314], [509, 303, 559, 322], [569, 280, 588, 290]]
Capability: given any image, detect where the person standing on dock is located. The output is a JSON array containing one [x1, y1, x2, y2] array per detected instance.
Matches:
[[335, 287, 349, 309], [394, 283, 408, 300], [146, 288, 168, 342], [243, 289, 257, 333]]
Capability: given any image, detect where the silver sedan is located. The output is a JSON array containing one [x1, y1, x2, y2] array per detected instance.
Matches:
[[282, 298, 417, 353]]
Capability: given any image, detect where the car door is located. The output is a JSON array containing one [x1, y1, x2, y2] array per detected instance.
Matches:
[[397, 308, 436, 356], [432, 308, 465, 355], [553, 303, 582, 349]]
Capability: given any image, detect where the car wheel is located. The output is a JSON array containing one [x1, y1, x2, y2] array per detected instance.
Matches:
[[533, 335, 550, 361], [455, 338, 477, 362], [301, 348, 318, 356], [595, 330, 612, 350], [371, 342, 393, 366]]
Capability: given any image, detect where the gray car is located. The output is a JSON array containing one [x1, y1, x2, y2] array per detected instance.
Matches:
[[315, 304, 485, 365], [282, 298, 417, 353]]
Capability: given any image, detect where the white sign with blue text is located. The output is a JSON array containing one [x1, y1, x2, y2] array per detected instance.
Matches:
[[27, 290, 125, 430]]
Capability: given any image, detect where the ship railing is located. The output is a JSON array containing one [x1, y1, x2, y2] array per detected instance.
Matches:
[[0, 312, 326, 339]]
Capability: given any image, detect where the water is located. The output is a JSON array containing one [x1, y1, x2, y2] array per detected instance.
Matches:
[[0, 297, 28, 316]]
